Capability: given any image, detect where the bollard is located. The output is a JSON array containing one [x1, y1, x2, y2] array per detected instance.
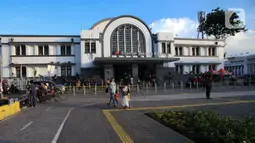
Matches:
[[146, 83, 149, 93], [94, 85, 97, 95], [189, 82, 192, 90], [128, 84, 131, 92], [83, 85, 86, 95], [72, 86, 75, 96], [196, 82, 198, 90], [171, 82, 174, 92], [180, 81, 183, 90], [164, 82, 167, 92], [154, 83, 157, 93]]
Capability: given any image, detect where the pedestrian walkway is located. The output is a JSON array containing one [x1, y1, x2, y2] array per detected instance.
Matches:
[[131, 90, 255, 101]]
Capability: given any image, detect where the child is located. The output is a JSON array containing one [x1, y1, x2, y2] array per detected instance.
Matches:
[[114, 90, 119, 105]]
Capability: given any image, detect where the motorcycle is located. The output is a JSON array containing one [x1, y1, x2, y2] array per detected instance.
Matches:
[[9, 83, 19, 93]]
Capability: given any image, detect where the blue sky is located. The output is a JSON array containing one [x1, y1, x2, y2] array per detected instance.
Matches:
[[0, 0, 254, 35]]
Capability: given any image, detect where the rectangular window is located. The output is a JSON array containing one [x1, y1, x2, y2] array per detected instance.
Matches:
[[22, 67, 27, 77], [38, 45, 49, 55], [192, 48, 195, 56], [91, 42, 96, 53], [179, 65, 183, 74], [38, 46, 43, 55], [67, 66, 72, 76], [162, 43, 166, 53], [167, 43, 171, 53], [61, 66, 66, 76], [179, 47, 183, 56], [15, 46, 20, 56], [15, 45, 26, 55], [16, 67, 20, 77], [208, 47, 216, 56], [212, 47, 216, 56], [209, 65, 216, 70], [175, 65, 183, 74], [44, 45, 49, 55], [196, 65, 200, 74], [21, 45, 26, 55], [175, 47, 178, 55], [61, 66, 72, 76], [66, 46, 71, 55], [196, 47, 200, 56], [85, 42, 90, 53], [61, 46, 66, 55]]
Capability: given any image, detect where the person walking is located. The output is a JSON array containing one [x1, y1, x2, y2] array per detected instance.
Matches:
[[30, 80, 37, 107], [121, 82, 130, 109], [204, 72, 212, 99], [108, 79, 116, 107]]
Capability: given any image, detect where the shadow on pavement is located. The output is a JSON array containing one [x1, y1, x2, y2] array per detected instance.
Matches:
[[0, 138, 17, 143]]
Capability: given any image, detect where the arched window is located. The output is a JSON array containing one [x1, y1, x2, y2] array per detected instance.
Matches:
[[111, 24, 146, 56]]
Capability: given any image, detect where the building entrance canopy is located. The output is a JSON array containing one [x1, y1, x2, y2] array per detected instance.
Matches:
[[93, 57, 179, 65]]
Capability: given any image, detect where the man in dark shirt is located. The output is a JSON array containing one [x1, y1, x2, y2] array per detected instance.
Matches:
[[204, 72, 212, 99], [30, 80, 37, 107]]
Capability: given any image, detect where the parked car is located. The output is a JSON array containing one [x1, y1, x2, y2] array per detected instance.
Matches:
[[33, 80, 66, 94]]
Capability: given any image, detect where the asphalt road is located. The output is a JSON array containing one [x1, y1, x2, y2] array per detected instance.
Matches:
[[1, 93, 255, 143]]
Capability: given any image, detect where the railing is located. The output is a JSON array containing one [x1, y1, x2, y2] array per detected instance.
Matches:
[[63, 79, 255, 96]]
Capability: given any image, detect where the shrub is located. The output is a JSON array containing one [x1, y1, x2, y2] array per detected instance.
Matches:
[[146, 110, 255, 143]]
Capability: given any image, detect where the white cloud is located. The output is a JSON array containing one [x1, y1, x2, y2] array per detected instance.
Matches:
[[149, 17, 255, 56]]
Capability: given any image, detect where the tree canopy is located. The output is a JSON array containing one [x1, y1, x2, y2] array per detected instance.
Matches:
[[201, 7, 247, 39]]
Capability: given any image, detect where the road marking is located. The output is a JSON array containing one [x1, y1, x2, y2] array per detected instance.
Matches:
[[106, 100, 255, 112], [79, 103, 95, 108], [51, 103, 96, 143], [103, 110, 134, 143], [46, 107, 52, 111], [52, 108, 73, 143], [20, 121, 33, 131]]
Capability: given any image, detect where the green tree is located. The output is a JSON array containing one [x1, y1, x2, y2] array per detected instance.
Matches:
[[201, 7, 247, 39]]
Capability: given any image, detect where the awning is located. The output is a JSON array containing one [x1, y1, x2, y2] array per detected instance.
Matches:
[[93, 57, 179, 64], [175, 62, 221, 65]]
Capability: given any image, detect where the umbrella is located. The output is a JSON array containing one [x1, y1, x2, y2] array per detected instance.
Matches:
[[217, 68, 224, 73]]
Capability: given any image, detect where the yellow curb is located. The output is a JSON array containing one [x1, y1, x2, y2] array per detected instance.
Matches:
[[105, 100, 255, 112], [102, 110, 134, 143]]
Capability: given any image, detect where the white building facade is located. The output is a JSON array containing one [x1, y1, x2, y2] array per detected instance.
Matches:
[[224, 54, 255, 75], [0, 15, 225, 84]]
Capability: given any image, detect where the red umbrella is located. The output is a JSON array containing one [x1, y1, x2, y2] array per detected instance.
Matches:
[[218, 68, 224, 73]]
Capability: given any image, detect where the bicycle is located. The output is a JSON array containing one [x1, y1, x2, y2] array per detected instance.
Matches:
[[51, 86, 68, 101]]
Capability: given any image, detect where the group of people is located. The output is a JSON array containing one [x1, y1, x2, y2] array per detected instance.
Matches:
[[27, 81, 56, 107], [106, 78, 131, 109]]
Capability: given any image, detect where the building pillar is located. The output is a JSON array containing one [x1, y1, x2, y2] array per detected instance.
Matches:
[[104, 65, 114, 82], [132, 64, 139, 83]]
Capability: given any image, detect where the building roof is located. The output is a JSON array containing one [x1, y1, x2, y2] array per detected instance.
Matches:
[[89, 17, 114, 30]]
